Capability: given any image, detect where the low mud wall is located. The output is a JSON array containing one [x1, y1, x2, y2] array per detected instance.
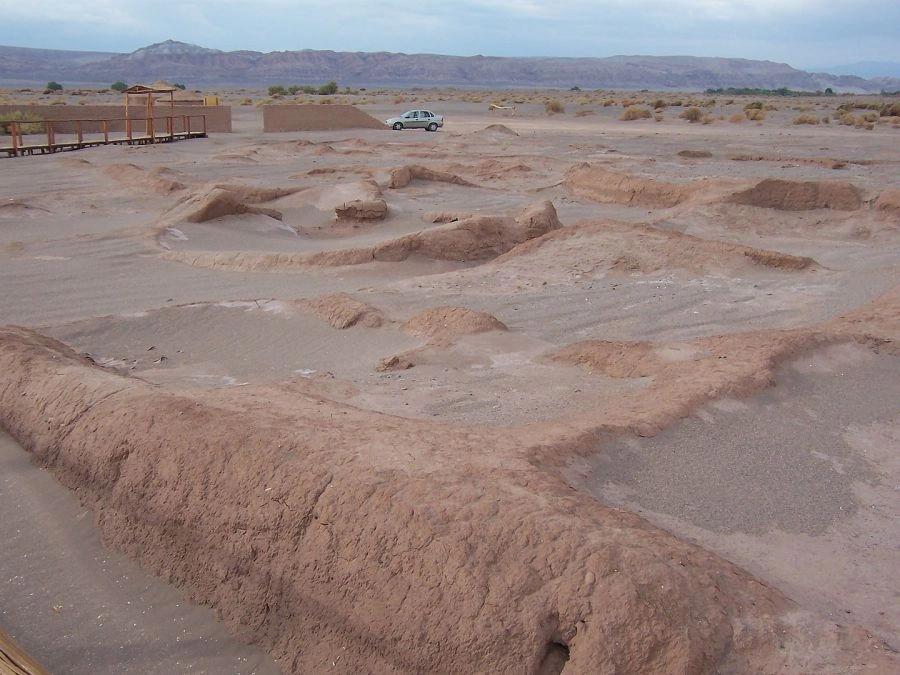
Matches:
[[263, 104, 385, 132], [0, 104, 232, 133], [0, 327, 890, 673]]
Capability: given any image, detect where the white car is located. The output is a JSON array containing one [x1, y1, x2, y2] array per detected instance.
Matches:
[[385, 110, 444, 131]]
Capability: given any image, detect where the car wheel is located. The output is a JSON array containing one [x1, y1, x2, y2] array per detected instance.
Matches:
[[392, 122, 403, 130], [427, 122, 438, 132]]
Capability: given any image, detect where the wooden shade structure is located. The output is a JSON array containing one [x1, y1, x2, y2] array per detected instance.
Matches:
[[123, 81, 176, 136]]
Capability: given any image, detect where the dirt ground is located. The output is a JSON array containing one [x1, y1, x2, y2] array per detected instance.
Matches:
[[0, 92, 898, 673]]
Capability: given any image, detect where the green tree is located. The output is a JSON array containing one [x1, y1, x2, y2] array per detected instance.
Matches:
[[173, 83, 186, 90], [268, 84, 286, 96], [110, 81, 128, 92], [317, 80, 338, 95], [45, 81, 63, 92]]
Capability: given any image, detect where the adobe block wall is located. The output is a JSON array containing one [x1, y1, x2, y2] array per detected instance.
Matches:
[[262, 105, 385, 132]]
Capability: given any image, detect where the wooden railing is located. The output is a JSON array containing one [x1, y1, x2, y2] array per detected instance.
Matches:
[[2, 114, 208, 157]]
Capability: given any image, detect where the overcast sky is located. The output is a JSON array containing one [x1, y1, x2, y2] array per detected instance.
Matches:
[[2, 0, 899, 71]]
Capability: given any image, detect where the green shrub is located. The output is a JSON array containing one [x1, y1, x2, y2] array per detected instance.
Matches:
[[0, 111, 44, 134], [110, 81, 128, 92], [45, 81, 63, 92], [317, 81, 338, 95], [267, 84, 287, 96]]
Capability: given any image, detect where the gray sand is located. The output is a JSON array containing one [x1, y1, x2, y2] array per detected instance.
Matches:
[[0, 431, 281, 675]]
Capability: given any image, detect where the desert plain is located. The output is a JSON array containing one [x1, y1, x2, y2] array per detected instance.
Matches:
[[1, 90, 899, 673]]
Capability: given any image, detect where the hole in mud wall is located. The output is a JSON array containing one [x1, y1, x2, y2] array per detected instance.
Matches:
[[537, 641, 570, 675]]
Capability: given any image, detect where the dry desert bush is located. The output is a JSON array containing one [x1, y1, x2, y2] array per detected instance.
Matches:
[[575, 109, 595, 117], [745, 108, 767, 121], [679, 106, 704, 122], [792, 114, 820, 125], [686, 97, 716, 107], [729, 112, 745, 123], [836, 109, 878, 129], [620, 106, 652, 121], [544, 99, 565, 114]]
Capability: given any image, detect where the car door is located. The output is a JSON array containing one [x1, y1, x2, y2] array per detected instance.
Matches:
[[404, 111, 422, 128], [418, 111, 433, 128]]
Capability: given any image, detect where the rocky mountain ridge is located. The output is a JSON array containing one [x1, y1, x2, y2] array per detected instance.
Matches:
[[2, 40, 898, 92]]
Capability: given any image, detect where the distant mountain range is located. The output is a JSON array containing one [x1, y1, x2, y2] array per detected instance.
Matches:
[[2, 40, 898, 92], [818, 61, 900, 79]]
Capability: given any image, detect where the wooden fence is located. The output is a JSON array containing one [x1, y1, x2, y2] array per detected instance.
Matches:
[[2, 114, 208, 157]]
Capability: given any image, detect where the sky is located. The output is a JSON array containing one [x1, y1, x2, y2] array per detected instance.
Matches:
[[2, 0, 899, 72]]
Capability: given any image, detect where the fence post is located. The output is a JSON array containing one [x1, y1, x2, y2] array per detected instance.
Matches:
[[103, 120, 109, 144], [76, 121, 83, 145], [11, 121, 19, 156], [47, 121, 55, 150]]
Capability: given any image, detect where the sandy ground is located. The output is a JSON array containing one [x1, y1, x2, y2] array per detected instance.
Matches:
[[1, 95, 898, 672], [0, 431, 280, 674]]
